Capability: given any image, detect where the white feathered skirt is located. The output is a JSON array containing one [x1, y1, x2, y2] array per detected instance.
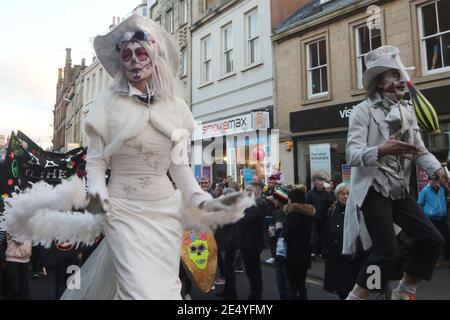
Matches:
[[62, 194, 183, 300], [1, 178, 253, 300]]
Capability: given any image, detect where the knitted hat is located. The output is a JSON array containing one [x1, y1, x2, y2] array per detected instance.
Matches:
[[273, 188, 289, 202]]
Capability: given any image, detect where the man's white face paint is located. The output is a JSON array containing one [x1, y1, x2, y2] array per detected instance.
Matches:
[[121, 41, 152, 84], [380, 69, 407, 101]]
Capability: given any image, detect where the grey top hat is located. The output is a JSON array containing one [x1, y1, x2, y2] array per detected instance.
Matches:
[[93, 14, 179, 79], [362, 45, 406, 90]]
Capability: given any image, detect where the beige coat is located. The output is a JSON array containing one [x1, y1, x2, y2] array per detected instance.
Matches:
[[343, 94, 441, 254]]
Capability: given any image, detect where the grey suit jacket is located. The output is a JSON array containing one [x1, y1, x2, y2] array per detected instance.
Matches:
[[342, 94, 441, 254]]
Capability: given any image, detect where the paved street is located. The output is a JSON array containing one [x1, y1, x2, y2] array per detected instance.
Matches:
[[25, 249, 450, 300]]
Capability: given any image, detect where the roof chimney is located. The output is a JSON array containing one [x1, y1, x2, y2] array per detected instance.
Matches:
[[113, 16, 116, 25], [65, 48, 72, 67]]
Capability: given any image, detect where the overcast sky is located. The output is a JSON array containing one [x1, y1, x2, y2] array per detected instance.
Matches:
[[0, 0, 142, 149]]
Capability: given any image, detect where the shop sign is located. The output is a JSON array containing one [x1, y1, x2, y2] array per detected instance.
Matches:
[[309, 143, 331, 186], [200, 112, 270, 140]]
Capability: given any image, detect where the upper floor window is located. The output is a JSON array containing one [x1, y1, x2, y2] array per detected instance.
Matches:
[[204, 0, 214, 12], [418, 0, 450, 74], [86, 77, 91, 101], [306, 38, 328, 98], [222, 23, 234, 74], [355, 25, 382, 88], [201, 35, 212, 83], [166, 9, 174, 34], [181, 47, 188, 76], [180, 0, 188, 25], [245, 8, 260, 66]]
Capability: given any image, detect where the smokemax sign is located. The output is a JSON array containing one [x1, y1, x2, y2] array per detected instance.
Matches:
[[203, 116, 249, 137], [200, 112, 270, 139]]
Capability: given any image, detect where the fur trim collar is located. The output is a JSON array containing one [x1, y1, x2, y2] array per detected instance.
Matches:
[[284, 203, 316, 218]]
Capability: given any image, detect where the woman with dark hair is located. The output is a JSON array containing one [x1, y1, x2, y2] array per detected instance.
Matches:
[[284, 187, 316, 300]]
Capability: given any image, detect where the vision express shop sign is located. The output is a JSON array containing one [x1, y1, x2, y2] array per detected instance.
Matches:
[[290, 101, 361, 133], [290, 85, 450, 133]]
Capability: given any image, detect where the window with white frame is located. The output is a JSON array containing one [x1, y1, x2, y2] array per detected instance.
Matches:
[[355, 25, 382, 88], [180, 0, 188, 25], [201, 35, 212, 83], [166, 9, 174, 34], [222, 23, 234, 74], [180, 48, 188, 76], [246, 8, 260, 65], [418, 0, 450, 73], [306, 38, 328, 98]]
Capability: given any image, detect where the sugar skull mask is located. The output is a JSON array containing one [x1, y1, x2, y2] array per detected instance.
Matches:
[[184, 232, 209, 270], [121, 41, 153, 84]]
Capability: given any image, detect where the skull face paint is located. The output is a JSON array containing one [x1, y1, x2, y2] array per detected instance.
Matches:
[[379, 69, 407, 101], [121, 41, 152, 84], [184, 232, 209, 270]]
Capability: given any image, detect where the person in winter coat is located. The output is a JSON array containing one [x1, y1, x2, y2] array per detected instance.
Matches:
[[418, 176, 450, 265], [306, 173, 334, 258], [2, 234, 32, 300], [272, 188, 296, 300], [235, 183, 267, 300], [323, 183, 366, 300], [284, 187, 316, 300]]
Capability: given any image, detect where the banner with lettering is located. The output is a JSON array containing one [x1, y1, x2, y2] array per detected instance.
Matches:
[[0, 131, 86, 201], [0, 131, 92, 266]]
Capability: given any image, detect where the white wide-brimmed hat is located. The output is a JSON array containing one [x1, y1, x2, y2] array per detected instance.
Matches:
[[93, 14, 179, 79], [362, 45, 408, 90]]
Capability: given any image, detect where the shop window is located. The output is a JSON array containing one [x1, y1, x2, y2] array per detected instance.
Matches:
[[306, 38, 328, 98], [221, 23, 234, 75], [245, 8, 260, 66], [355, 25, 382, 89], [418, 0, 450, 74], [201, 35, 212, 83]]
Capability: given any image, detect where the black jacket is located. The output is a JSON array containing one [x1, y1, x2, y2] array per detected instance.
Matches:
[[323, 203, 365, 297], [236, 197, 268, 251], [306, 188, 333, 224], [284, 203, 316, 270]]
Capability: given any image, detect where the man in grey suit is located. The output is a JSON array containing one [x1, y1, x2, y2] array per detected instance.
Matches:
[[344, 45, 445, 300]]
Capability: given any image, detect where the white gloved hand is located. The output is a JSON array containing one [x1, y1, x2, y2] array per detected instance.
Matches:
[[199, 191, 253, 212], [85, 193, 111, 214]]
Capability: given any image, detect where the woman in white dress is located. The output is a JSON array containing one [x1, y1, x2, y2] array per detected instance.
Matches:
[[1, 14, 253, 300]]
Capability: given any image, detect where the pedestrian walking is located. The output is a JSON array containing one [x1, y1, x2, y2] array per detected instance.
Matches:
[[2, 234, 31, 300], [418, 176, 450, 267], [236, 183, 267, 300], [306, 174, 334, 258], [323, 183, 365, 300], [284, 186, 315, 300]]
